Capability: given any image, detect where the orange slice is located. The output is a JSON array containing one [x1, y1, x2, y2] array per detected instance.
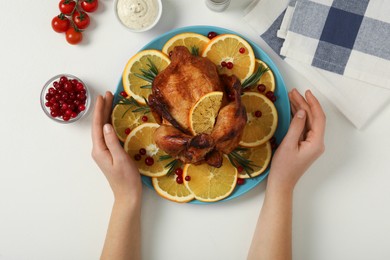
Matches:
[[236, 142, 272, 179], [183, 156, 237, 202], [240, 92, 278, 147], [202, 34, 255, 82], [122, 50, 170, 104], [253, 59, 275, 92], [162, 32, 210, 56], [111, 102, 155, 142], [124, 123, 169, 177], [152, 174, 195, 203], [189, 91, 223, 135]]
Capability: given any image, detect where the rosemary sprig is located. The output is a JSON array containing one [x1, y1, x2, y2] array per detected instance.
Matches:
[[118, 96, 150, 118], [228, 147, 259, 178], [191, 46, 199, 56], [242, 64, 270, 90], [159, 155, 182, 176], [134, 58, 159, 88]]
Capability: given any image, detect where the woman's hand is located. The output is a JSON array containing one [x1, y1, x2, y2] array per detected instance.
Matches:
[[268, 88, 326, 191], [91, 92, 142, 203]]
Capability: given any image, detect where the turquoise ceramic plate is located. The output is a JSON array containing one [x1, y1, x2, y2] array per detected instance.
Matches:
[[114, 25, 290, 204]]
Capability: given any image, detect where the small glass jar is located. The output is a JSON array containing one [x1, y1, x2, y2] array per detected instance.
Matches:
[[205, 0, 231, 12], [40, 74, 91, 124]]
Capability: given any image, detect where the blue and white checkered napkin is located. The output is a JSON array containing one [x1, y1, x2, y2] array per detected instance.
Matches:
[[244, 0, 390, 128]]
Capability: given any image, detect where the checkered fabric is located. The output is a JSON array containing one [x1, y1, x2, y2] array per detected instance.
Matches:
[[279, 0, 390, 89]]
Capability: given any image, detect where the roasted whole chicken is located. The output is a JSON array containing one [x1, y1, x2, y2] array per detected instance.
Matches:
[[148, 46, 247, 168]]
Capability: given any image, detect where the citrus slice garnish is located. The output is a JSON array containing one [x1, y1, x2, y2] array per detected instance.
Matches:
[[189, 91, 223, 135], [239, 92, 278, 147], [254, 59, 275, 93], [183, 156, 238, 202], [122, 50, 170, 104], [124, 123, 169, 177], [201, 34, 255, 82], [236, 142, 272, 179], [152, 174, 195, 203], [111, 101, 155, 142], [162, 32, 210, 56]]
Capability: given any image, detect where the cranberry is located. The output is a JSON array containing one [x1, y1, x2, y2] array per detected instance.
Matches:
[[185, 176, 191, 181], [239, 47, 245, 54], [76, 82, 84, 91], [257, 84, 266, 93], [175, 168, 183, 175], [64, 82, 73, 92], [270, 95, 277, 103], [120, 91, 128, 98], [145, 156, 154, 166], [265, 91, 274, 99], [125, 128, 131, 135], [78, 104, 86, 111], [237, 166, 244, 173], [237, 178, 245, 185], [65, 109, 73, 116], [141, 115, 148, 122], [63, 115, 70, 121], [59, 76, 68, 84], [53, 81, 59, 88], [221, 61, 227, 67], [61, 103, 68, 110], [207, 31, 218, 39], [134, 154, 142, 161], [254, 110, 262, 117], [50, 111, 58, 117], [226, 62, 234, 69], [45, 102, 51, 107], [71, 112, 78, 118], [139, 148, 146, 155], [48, 87, 56, 95], [176, 176, 183, 184]]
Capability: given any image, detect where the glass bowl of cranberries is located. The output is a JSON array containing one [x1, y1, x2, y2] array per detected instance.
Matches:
[[40, 74, 90, 123]]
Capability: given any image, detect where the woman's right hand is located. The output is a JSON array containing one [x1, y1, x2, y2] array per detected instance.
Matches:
[[91, 92, 142, 204]]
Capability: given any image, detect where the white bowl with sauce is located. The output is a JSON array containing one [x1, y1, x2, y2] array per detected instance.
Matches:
[[115, 0, 162, 32]]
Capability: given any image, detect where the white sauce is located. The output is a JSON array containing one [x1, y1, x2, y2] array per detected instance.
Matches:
[[117, 0, 159, 30]]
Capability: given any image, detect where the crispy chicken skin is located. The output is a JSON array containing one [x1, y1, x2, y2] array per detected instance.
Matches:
[[149, 46, 223, 134], [149, 46, 247, 167]]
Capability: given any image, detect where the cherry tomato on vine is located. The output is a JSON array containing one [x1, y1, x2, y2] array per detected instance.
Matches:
[[81, 0, 99, 13], [59, 0, 76, 15], [51, 14, 70, 33], [72, 11, 90, 30], [66, 27, 83, 45]]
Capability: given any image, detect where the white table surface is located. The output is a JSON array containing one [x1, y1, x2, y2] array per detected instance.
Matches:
[[1, 0, 390, 259]]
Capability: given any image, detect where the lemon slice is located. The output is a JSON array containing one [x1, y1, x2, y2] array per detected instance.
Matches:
[[122, 50, 170, 104], [254, 59, 275, 93], [189, 91, 223, 135], [152, 174, 195, 203], [111, 102, 155, 142], [162, 32, 210, 56], [202, 34, 255, 82], [124, 123, 169, 177], [236, 142, 272, 179], [183, 156, 237, 202], [240, 92, 278, 147]]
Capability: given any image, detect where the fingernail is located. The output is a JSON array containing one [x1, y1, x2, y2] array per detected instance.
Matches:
[[297, 110, 305, 119], [103, 124, 112, 134]]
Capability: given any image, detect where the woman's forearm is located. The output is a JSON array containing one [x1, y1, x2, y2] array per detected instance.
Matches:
[[101, 198, 142, 260], [247, 178, 294, 260]]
